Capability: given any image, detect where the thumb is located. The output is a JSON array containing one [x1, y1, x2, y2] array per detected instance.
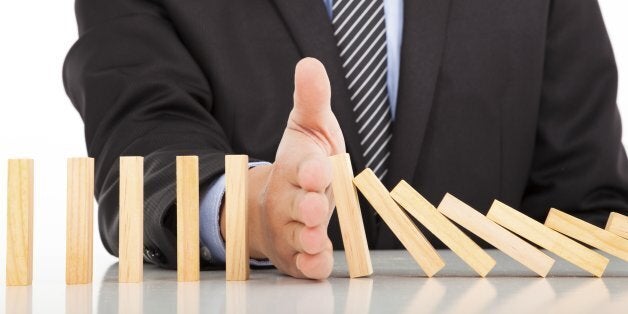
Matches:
[[292, 57, 332, 127]]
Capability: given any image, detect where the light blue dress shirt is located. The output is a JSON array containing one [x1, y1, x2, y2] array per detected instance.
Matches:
[[199, 0, 403, 265]]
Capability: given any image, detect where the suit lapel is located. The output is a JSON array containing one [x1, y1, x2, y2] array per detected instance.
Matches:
[[384, 0, 453, 188], [271, 0, 367, 171], [271, 0, 378, 245]]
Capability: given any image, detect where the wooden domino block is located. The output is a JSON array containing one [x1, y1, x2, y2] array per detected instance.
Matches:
[[66, 157, 94, 285], [176, 156, 200, 282], [391, 181, 495, 277], [606, 212, 628, 239], [353, 169, 444, 277], [225, 155, 250, 281], [119, 157, 144, 283], [6, 159, 34, 286], [487, 200, 608, 277], [437, 193, 554, 277], [329, 154, 372, 278], [545, 208, 628, 262]]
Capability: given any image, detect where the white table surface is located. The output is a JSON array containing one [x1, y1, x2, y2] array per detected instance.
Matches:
[[2, 250, 628, 313]]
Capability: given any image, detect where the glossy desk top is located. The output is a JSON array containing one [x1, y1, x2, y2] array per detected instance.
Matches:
[[3, 250, 628, 313]]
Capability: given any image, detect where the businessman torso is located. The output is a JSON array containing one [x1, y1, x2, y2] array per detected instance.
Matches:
[[66, 0, 628, 266]]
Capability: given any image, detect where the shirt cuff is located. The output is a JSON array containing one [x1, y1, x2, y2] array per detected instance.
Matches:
[[199, 161, 273, 267]]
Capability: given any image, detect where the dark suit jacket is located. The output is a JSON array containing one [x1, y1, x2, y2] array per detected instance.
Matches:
[[63, 0, 628, 269]]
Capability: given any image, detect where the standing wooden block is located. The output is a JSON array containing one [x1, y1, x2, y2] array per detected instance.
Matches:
[[487, 200, 608, 277], [606, 212, 628, 239], [437, 193, 554, 277], [66, 157, 95, 285], [329, 154, 372, 278], [353, 169, 444, 277], [6, 159, 34, 286], [176, 156, 200, 282], [391, 181, 495, 277], [545, 208, 628, 262], [225, 155, 250, 281], [119, 157, 144, 283]]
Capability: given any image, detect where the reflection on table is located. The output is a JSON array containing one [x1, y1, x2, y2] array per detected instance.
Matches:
[[4, 250, 628, 313]]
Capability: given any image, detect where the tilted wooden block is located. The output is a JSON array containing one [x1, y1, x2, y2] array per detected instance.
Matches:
[[66, 157, 95, 285], [391, 181, 495, 277], [545, 208, 628, 262], [7, 159, 34, 286], [176, 156, 200, 282], [437, 193, 554, 277], [225, 155, 250, 281], [353, 169, 444, 277], [119, 157, 144, 283], [329, 153, 372, 278], [606, 212, 628, 239], [487, 200, 608, 277]]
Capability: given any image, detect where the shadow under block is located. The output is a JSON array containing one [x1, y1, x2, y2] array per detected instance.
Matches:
[[487, 200, 608, 277], [545, 208, 628, 262], [329, 154, 373, 278], [391, 181, 495, 277], [606, 212, 628, 239], [225, 155, 250, 281], [66, 158, 95, 285], [7, 159, 34, 286], [437, 193, 554, 277], [176, 156, 200, 282], [353, 169, 444, 277], [119, 157, 144, 283]]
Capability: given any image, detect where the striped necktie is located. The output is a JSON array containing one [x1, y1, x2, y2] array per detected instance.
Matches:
[[331, 0, 393, 180]]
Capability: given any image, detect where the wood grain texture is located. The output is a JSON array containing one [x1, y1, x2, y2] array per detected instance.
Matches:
[[353, 169, 444, 277], [176, 156, 200, 282], [66, 157, 95, 285], [437, 193, 554, 277], [545, 208, 628, 262], [329, 154, 372, 278], [7, 159, 34, 286], [606, 212, 628, 239], [487, 200, 608, 277], [391, 181, 495, 277], [225, 155, 250, 281], [119, 157, 144, 283]]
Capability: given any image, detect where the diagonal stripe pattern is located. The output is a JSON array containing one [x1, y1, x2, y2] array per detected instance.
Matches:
[[332, 0, 393, 180]]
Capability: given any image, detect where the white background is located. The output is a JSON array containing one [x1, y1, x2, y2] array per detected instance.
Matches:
[[0, 0, 626, 294]]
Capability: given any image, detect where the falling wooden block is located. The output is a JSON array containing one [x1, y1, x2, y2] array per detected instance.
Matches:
[[437, 193, 554, 277], [353, 169, 444, 277], [329, 153, 372, 278], [545, 208, 628, 262], [606, 212, 628, 239], [176, 156, 200, 282], [6, 159, 34, 286], [225, 155, 250, 281], [119, 157, 144, 283], [391, 181, 495, 277], [66, 157, 95, 285], [487, 200, 608, 277]]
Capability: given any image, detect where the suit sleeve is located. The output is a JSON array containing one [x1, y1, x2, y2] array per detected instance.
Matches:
[[63, 0, 229, 269], [521, 0, 628, 226]]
